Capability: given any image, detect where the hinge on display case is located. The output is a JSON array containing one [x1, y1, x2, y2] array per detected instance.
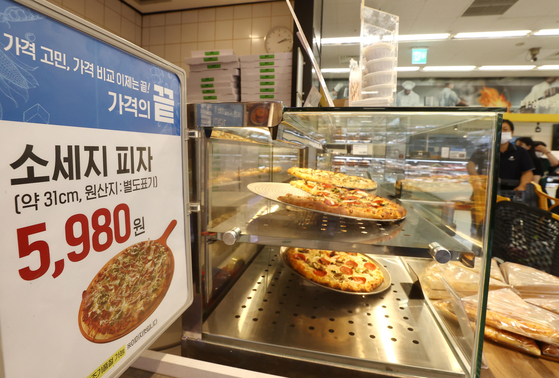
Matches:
[[188, 130, 201, 139], [189, 203, 201, 213]]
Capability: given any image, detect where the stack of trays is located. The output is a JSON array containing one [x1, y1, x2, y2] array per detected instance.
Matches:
[[186, 49, 240, 103], [240, 53, 292, 104], [358, 43, 396, 106]]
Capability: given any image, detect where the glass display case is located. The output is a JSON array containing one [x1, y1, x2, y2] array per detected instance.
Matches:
[[182, 103, 503, 378]]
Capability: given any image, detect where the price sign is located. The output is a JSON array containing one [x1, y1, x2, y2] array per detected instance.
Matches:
[[0, 1, 192, 378]]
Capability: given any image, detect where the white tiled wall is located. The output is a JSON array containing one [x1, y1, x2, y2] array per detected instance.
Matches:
[[44, 0, 294, 74], [142, 1, 294, 73], [46, 0, 142, 46]]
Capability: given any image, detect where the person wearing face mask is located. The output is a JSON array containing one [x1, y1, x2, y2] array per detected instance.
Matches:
[[467, 120, 534, 191], [515, 137, 544, 183], [533, 141, 559, 193]]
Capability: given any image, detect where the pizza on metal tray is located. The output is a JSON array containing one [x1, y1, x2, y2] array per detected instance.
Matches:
[[279, 179, 406, 220], [286, 247, 384, 292], [287, 167, 377, 190]]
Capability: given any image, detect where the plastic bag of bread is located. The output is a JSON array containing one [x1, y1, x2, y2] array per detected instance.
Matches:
[[500, 262, 559, 297], [541, 343, 559, 359], [461, 288, 559, 345], [432, 300, 541, 356], [524, 296, 559, 316], [421, 260, 508, 299]]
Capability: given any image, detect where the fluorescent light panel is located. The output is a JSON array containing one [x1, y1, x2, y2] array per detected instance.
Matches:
[[396, 67, 420, 71], [321, 68, 350, 73], [454, 30, 530, 39], [538, 65, 559, 70], [398, 33, 450, 42], [534, 29, 559, 36], [423, 66, 476, 71], [479, 65, 535, 71], [322, 29, 555, 45]]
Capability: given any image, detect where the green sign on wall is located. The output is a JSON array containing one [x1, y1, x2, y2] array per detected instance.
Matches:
[[412, 48, 428, 64]]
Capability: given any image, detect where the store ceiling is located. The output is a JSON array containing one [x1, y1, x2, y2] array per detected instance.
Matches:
[[322, 0, 559, 77], [123, 0, 559, 77]]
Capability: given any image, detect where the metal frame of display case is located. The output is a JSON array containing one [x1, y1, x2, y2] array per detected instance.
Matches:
[[182, 104, 504, 378]]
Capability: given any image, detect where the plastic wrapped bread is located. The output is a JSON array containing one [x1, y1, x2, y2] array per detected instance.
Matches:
[[433, 300, 541, 356], [541, 343, 559, 359], [462, 288, 559, 345], [525, 296, 559, 316], [500, 262, 559, 296], [420, 261, 508, 299]]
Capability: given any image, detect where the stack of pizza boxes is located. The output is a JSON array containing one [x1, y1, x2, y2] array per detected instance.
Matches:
[[186, 49, 240, 103], [240, 53, 292, 105]]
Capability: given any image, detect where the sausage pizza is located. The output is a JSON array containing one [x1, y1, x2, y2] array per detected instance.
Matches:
[[78, 239, 174, 343], [279, 180, 406, 220], [286, 247, 384, 292], [287, 167, 377, 190]]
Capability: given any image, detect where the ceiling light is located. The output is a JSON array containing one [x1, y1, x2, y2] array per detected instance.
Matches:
[[396, 67, 420, 71], [398, 33, 450, 42], [321, 37, 361, 45], [538, 65, 559, 70], [479, 65, 535, 71], [423, 66, 476, 71], [534, 29, 559, 36], [320, 68, 350, 73], [454, 30, 530, 39]]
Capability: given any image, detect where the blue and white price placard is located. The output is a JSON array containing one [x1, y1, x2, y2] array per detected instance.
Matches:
[[0, 1, 192, 377]]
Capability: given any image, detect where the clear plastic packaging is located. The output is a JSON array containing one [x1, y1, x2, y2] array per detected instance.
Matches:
[[462, 288, 559, 345], [525, 296, 559, 315], [420, 261, 508, 299], [433, 300, 541, 357], [500, 262, 559, 296], [541, 343, 559, 358], [362, 71, 394, 87], [362, 84, 393, 98]]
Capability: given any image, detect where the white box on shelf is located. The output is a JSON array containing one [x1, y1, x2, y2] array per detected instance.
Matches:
[[241, 86, 291, 95], [185, 54, 239, 65], [241, 60, 292, 69], [241, 79, 291, 88], [242, 66, 292, 76], [189, 70, 240, 82], [189, 61, 240, 72], [240, 52, 292, 62], [188, 93, 240, 102], [191, 49, 235, 58], [242, 73, 292, 82], [187, 81, 239, 91]]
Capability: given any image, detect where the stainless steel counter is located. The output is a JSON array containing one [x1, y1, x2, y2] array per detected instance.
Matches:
[[202, 246, 465, 378]]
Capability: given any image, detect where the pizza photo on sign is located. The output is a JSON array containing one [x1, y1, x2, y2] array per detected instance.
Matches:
[[281, 247, 390, 294], [78, 220, 177, 343]]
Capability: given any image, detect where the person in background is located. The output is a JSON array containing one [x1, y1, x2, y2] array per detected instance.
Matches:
[[331, 82, 348, 99], [439, 82, 468, 106], [533, 141, 559, 193], [515, 137, 544, 183], [467, 120, 534, 191], [396, 81, 421, 106]]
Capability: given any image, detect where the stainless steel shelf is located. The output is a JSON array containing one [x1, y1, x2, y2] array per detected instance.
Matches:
[[203, 246, 465, 378], [209, 194, 471, 255]]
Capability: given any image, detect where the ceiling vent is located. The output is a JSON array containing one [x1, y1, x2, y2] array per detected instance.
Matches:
[[461, 0, 519, 17]]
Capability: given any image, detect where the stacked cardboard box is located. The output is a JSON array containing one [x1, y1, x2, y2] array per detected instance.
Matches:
[[240, 53, 292, 104], [186, 50, 240, 103]]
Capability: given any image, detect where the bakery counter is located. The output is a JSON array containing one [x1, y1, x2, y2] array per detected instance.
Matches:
[[193, 246, 465, 378]]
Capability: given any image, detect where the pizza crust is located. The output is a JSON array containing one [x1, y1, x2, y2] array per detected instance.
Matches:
[[288, 167, 377, 190]]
